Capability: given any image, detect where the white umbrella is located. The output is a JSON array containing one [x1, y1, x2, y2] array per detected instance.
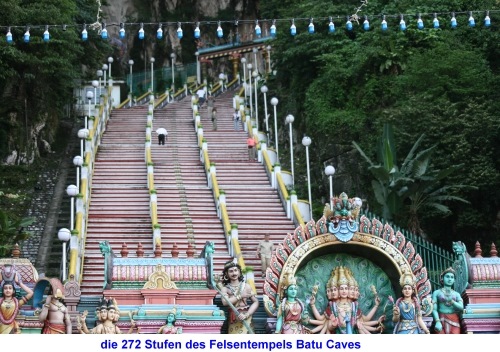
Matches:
[[156, 128, 167, 135]]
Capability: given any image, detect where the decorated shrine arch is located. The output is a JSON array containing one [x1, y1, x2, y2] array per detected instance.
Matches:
[[262, 193, 433, 326]]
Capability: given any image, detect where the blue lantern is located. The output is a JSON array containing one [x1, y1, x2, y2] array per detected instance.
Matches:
[[43, 26, 50, 42], [82, 25, 88, 41], [194, 23, 200, 39], [6, 27, 12, 43], [290, 20, 296, 36], [217, 22, 223, 38], [400, 16, 406, 31], [177, 23, 183, 39], [308, 19, 315, 34], [328, 18, 335, 33], [417, 16, 424, 30], [363, 17, 370, 31], [485, 12, 491, 27], [119, 23, 125, 39], [451, 13, 457, 28], [381, 16, 388, 31], [433, 14, 440, 29], [138, 23, 145, 40], [468, 13, 475, 27], [157, 24, 163, 40], [24, 27, 30, 43], [255, 21, 261, 37], [346, 19, 353, 31], [270, 21, 277, 37]]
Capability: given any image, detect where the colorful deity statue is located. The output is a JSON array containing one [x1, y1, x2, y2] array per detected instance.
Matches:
[[0, 268, 34, 334], [38, 278, 72, 334], [157, 308, 181, 334], [275, 272, 323, 334], [309, 267, 340, 333], [220, 261, 259, 334], [78, 298, 137, 334], [392, 271, 430, 334], [432, 267, 463, 334], [325, 266, 384, 334]]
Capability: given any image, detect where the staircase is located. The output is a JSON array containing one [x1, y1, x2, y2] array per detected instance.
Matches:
[[80, 107, 153, 295], [199, 91, 297, 293], [151, 99, 232, 270]]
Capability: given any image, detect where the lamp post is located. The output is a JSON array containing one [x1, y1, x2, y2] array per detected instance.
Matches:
[[57, 228, 71, 282], [270, 97, 279, 161], [241, 57, 247, 99], [107, 56, 113, 79], [247, 63, 253, 119], [170, 53, 176, 93], [150, 57, 155, 92], [302, 136, 312, 220], [261, 86, 269, 134], [325, 165, 336, 210], [96, 69, 103, 99], [252, 71, 259, 130], [286, 114, 295, 186], [252, 47, 259, 70], [86, 91, 93, 126], [195, 51, 201, 85], [73, 155, 83, 191], [102, 64, 108, 88], [266, 45, 272, 73], [128, 60, 134, 107], [66, 184, 78, 231], [78, 128, 89, 158], [91, 80, 99, 105]]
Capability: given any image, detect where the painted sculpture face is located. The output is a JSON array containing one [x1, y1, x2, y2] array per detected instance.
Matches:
[[2, 283, 14, 298], [442, 272, 455, 287], [227, 267, 241, 281], [100, 308, 108, 321], [348, 285, 356, 300], [326, 287, 332, 300], [402, 285, 413, 298], [108, 308, 116, 322], [167, 313, 175, 324], [339, 284, 349, 299], [287, 285, 298, 299], [354, 286, 360, 300], [330, 285, 339, 300]]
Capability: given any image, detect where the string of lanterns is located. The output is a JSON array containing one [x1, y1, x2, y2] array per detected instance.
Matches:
[[1, 10, 497, 44]]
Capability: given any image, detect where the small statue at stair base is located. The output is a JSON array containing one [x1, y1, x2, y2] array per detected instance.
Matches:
[[78, 298, 137, 334], [0, 269, 34, 334], [220, 261, 259, 334], [157, 309, 181, 334], [38, 279, 72, 334], [432, 268, 463, 334]]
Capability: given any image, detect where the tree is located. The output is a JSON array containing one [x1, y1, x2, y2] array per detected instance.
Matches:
[[0, 209, 33, 257], [353, 124, 474, 237]]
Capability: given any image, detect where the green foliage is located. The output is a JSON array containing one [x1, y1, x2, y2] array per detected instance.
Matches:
[[0, 209, 34, 257], [260, 0, 500, 247]]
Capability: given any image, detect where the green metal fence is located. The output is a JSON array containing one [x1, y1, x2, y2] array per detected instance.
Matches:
[[362, 211, 454, 289], [126, 63, 197, 97]]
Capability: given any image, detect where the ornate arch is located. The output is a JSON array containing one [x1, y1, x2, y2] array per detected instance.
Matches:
[[262, 193, 432, 317]]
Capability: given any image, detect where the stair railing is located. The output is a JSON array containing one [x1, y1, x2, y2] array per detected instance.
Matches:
[[191, 99, 256, 292], [69, 86, 113, 283]]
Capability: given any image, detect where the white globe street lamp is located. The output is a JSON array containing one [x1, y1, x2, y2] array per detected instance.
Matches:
[[241, 57, 247, 98], [57, 228, 71, 282], [150, 57, 155, 92], [270, 97, 279, 161], [107, 56, 114, 79], [285, 114, 295, 186], [247, 63, 253, 119], [261, 86, 269, 133], [302, 136, 312, 220], [128, 60, 134, 107], [102, 64, 108, 87], [96, 69, 103, 98], [73, 155, 83, 191], [170, 53, 176, 92], [86, 91, 93, 126], [77, 128, 89, 158], [91, 80, 99, 105], [252, 71, 259, 130], [325, 165, 336, 210]]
